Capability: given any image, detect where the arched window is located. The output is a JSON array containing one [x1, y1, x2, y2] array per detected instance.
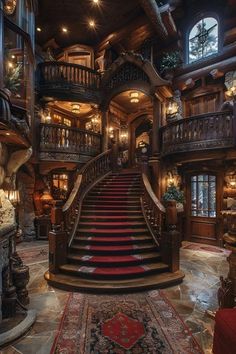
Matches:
[[188, 17, 218, 63]]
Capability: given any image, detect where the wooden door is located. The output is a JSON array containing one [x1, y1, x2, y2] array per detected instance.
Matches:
[[186, 173, 219, 245]]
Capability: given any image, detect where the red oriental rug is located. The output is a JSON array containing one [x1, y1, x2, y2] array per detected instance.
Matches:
[[51, 291, 203, 354]]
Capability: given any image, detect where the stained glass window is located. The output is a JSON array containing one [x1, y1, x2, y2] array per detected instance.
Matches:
[[191, 174, 216, 218], [189, 18, 218, 63]]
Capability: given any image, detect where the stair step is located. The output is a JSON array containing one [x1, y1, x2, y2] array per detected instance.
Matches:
[[45, 270, 185, 293], [82, 204, 141, 210], [81, 209, 143, 215], [80, 215, 144, 221], [78, 221, 146, 228], [60, 262, 169, 280], [85, 196, 140, 201], [73, 235, 151, 245], [70, 243, 157, 255], [77, 228, 149, 235], [67, 252, 162, 267], [89, 191, 141, 196], [83, 200, 140, 205]]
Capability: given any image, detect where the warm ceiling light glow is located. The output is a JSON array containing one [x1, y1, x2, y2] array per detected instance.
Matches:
[[62, 27, 68, 33], [11, 55, 15, 59], [89, 20, 95, 28], [93, 0, 99, 3], [130, 92, 140, 103], [71, 103, 81, 114], [5, 132, 10, 136], [37, 27, 42, 32]]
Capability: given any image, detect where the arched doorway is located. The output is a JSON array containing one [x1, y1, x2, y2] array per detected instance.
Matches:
[[107, 90, 152, 168]]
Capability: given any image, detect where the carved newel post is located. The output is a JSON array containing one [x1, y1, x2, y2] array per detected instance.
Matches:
[[218, 211, 236, 308], [162, 200, 181, 272], [49, 200, 67, 274]]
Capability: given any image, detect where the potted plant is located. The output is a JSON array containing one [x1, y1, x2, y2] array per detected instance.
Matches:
[[160, 51, 182, 79], [162, 184, 185, 212]]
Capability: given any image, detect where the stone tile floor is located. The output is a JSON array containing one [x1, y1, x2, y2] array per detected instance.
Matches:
[[0, 241, 229, 354]]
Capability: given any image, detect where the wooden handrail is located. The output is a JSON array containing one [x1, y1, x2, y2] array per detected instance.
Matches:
[[62, 149, 112, 245], [141, 173, 166, 246]]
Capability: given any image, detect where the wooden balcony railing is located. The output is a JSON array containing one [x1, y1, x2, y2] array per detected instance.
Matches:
[[37, 62, 101, 101], [161, 111, 235, 156], [39, 123, 101, 162]]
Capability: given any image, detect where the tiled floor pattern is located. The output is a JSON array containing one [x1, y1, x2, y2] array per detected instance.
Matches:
[[0, 241, 229, 354]]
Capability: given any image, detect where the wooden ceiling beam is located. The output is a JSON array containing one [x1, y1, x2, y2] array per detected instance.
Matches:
[[139, 0, 168, 40]]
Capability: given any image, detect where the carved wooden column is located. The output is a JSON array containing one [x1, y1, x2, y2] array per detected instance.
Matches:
[[149, 95, 161, 198], [0, 7, 3, 88], [101, 109, 109, 151], [129, 124, 136, 167]]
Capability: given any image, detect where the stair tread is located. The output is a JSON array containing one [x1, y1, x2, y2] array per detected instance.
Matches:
[[80, 215, 144, 220], [45, 270, 185, 292], [77, 228, 148, 234], [67, 252, 161, 263], [74, 236, 151, 242], [70, 243, 155, 251], [60, 262, 168, 275], [79, 221, 145, 227]]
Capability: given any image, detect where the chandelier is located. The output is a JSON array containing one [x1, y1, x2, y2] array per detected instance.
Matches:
[[71, 103, 81, 114], [130, 92, 139, 103]]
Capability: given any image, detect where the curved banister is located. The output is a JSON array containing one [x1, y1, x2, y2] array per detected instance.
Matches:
[[62, 149, 112, 245], [142, 173, 166, 214], [141, 173, 166, 246]]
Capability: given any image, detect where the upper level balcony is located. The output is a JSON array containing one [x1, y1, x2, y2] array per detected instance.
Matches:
[[37, 62, 101, 103], [160, 110, 235, 158], [39, 123, 102, 163]]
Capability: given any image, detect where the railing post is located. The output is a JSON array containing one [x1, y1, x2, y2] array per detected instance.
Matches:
[[48, 200, 67, 274], [162, 200, 181, 272]]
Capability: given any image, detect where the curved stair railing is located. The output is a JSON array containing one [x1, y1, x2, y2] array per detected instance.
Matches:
[[141, 173, 181, 273], [141, 173, 166, 246], [48, 149, 112, 273]]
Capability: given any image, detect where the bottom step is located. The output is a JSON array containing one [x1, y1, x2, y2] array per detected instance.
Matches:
[[44, 270, 185, 293]]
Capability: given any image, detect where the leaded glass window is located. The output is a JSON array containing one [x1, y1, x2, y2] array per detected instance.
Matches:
[[191, 174, 216, 217], [189, 18, 218, 63]]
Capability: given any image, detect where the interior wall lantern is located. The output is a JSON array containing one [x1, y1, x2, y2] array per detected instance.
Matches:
[[109, 127, 114, 139], [130, 92, 140, 104]]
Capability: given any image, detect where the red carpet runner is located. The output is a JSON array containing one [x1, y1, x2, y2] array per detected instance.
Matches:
[[62, 171, 169, 282], [51, 291, 203, 354]]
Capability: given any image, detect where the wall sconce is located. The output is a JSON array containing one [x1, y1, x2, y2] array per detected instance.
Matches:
[[166, 101, 178, 116], [225, 86, 236, 100], [226, 174, 236, 189], [120, 128, 128, 145], [167, 171, 175, 187], [109, 127, 114, 139]]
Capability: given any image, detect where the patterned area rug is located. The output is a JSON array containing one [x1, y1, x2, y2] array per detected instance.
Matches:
[[17, 245, 48, 265], [51, 291, 203, 354], [181, 242, 230, 255]]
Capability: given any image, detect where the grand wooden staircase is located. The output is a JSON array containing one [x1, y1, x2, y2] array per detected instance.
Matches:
[[45, 151, 184, 292]]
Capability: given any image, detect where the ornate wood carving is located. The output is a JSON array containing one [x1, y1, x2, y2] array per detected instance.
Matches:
[[106, 62, 150, 90]]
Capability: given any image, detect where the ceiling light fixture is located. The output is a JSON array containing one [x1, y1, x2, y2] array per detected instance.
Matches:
[[93, 0, 99, 4], [130, 92, 139, 104], [71, 103, 81, 114], [37, 27, 42, 32], [62, 27, 68, 33], [89, 20, 95, 28]]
